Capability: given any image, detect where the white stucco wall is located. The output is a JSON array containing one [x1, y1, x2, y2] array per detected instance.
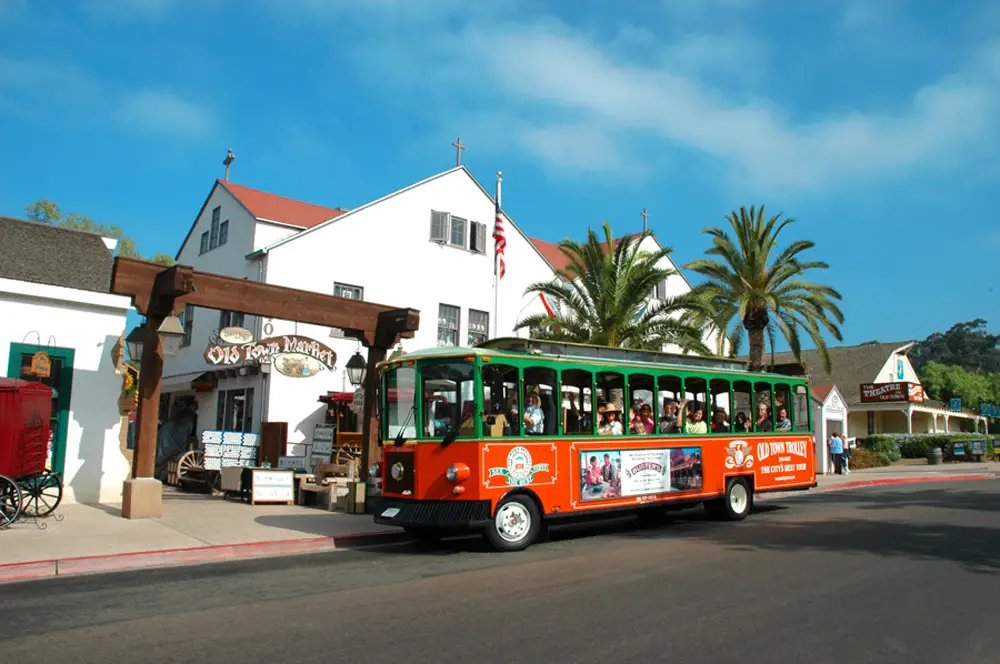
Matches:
[[256, 168, 555, 442], [813, 387, 848, 474], [167, 185, 263, 379], [873, 345, 921, 385], [0, 278, 132, 504], [253, 221, 301, 251]]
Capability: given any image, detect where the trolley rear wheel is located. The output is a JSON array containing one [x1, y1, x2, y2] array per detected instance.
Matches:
[[0, 475, 24, 529], [19, 470, 63, 518]]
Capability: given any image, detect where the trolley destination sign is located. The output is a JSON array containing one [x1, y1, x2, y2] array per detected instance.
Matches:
[[205, 334, 338, 377]]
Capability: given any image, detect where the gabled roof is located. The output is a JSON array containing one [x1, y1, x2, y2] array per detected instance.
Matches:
[[743, 341, 916, 406], [528, 234, 640, 273], [0, 216, 114, 293], [811, 384, 833, 403], [254, 166, 553, 273], [217, 180, 346, 229], [529, 233, 694, 290]]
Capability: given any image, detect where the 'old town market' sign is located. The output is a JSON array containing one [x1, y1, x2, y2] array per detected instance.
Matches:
[[205, 335, 337, 378]]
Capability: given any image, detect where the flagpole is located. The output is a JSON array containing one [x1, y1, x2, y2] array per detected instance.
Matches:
[[493, 171, 502, 339]]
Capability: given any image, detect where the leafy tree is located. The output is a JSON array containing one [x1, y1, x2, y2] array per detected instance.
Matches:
[[920, 361, 996, 409], [515, 222, 710, 353], [911, 319, 1000, 375], [24, 198, 174, 266], [685, 205, 844, 372]]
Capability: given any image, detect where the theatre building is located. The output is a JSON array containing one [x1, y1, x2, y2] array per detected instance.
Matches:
[[764, 340, 988, 441]]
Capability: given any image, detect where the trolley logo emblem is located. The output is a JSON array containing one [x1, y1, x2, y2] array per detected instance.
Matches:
[[488, 446, 549, 487], [724, 440, 754, 469]]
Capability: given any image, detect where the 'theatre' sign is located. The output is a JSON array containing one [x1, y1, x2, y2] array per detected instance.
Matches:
[[859, 382, 924, 403]]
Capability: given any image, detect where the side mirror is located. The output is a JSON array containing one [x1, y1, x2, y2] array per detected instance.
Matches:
[[441, 428, 459, 447]]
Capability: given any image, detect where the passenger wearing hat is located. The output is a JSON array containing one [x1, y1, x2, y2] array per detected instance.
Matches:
[[599, 402, 624, 436]]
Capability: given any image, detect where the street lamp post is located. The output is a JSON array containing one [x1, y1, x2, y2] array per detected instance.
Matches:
[[345, 350, 367, 388]]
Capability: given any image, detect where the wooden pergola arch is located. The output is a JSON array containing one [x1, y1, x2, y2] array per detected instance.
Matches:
[[111, 258, 419, 517]]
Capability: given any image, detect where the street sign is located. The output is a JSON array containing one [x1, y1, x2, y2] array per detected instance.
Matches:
[[981, 404, 999, 418], [949, 398, 961, 412]]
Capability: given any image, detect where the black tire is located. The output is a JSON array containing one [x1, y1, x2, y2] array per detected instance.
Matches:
[[483, 494, 541, 552]]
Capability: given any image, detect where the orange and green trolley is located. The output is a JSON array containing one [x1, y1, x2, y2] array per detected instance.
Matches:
[[371, 338, 816, 551]]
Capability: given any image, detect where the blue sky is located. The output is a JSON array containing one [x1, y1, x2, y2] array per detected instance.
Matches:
[[1, 0, 998, 349]]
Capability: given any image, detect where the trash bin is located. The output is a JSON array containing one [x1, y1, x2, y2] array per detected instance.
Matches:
[[926, 446, 943, 465]]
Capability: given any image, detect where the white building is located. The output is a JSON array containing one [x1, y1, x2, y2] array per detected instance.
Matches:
[[809, 384, 849, 474], [160, 166, 718, 450], [0, 216, 133, 504]]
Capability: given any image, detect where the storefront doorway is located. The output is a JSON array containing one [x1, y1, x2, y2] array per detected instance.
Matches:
[[6, 342, 75, 475]]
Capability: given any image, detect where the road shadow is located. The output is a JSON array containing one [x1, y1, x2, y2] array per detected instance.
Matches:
[[796, 485, 1000, 515]]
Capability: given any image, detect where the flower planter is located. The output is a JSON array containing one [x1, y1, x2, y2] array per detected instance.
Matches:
[[118, 395, 138, 414]]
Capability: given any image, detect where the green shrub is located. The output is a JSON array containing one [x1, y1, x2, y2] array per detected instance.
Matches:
[[861, 433, 991, 461], [861, 435, 902, 462], [849, 448, 892, 469]]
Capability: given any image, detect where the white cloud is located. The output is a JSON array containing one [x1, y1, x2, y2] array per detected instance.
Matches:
[[116, 89, 212, 138], [330, 7, 1000, 193], [0, 57, 211, 139]]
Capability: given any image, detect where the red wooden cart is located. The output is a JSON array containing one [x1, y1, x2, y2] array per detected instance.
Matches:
[[0, 378, 64, 528]]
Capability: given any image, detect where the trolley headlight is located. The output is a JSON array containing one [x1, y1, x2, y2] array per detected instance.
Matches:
[[446, 462, 470, 482], [390, 462, 405, 481], [369, 462, 380, 478]]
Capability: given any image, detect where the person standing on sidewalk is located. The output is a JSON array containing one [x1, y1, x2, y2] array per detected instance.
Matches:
[[842, 437, 852, 475], [829, 432, 844, 475]]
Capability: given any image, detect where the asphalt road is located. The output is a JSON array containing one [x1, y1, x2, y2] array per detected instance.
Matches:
[[2, 480, 999, 664]]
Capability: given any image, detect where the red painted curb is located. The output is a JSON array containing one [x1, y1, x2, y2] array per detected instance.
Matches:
[[811, 473, 996, 493], [0, 528, 407, 584]]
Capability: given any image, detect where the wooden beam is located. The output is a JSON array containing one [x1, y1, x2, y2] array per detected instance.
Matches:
[[111, 258, 419, 345]]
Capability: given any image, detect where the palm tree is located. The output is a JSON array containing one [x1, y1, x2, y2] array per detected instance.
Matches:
[[685, 205, 844, 372], [515, 222, 710, 353]]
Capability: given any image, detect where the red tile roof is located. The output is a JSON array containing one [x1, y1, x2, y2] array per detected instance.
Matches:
[[218, 179, 345, 229], [529, 234, 642, 272], [811, 384, 834, 403]]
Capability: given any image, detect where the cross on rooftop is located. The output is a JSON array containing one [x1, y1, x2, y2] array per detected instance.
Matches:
[[642, 208, 649, 232], [452, 137, 466, 166]]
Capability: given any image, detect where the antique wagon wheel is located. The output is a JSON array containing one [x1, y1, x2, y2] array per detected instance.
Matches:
[[334, 444, 362, 465], [18, 469, 63, 518], [0, 475, 24, 529], [176, 450, 205, 484]]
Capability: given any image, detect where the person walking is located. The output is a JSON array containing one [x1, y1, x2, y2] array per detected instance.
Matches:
[[842, 436, 851, 474], [829, 432, 844, 475]]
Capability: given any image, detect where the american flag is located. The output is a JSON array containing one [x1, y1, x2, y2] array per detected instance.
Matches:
[[493, 178, 506, 280]]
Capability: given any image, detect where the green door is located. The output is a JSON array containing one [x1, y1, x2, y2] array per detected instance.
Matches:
[[6, 343, 75, 475]]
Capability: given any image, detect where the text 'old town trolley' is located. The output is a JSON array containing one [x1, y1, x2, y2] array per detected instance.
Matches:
[[371, 338, 816, 551]]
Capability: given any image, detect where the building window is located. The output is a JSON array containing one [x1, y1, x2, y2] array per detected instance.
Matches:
[[468, 309, 489, 346], [430, 211, 449, 243], [470, 222, 487, 254], [437, 304, 460, 346], [200, 231, 210, 254], [216, 387, 255, 433], [210, 206, 221, 249], [655, 279, 667, 300], [181, 304, 194, 347], [449, 216, 467, 247], [334, 282, 364, 300], [219, 220, 229, 246], [219, 310, 245, 329]]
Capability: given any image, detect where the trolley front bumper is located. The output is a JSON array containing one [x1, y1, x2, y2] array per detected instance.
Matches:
[[373, 498, 492, 529]]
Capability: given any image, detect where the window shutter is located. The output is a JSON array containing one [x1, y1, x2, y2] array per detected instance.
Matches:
[[430, 211, 449, 242], [471, 222, 486, 253]]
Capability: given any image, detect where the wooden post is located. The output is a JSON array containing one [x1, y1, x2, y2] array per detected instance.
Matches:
[[359, 345, 386, 483], [122, 314, 166, 519], [133, 315, 164, 479]]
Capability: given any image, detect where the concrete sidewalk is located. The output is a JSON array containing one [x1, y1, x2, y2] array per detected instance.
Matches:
[[0, 487, 402, 582], [1, 461, 996, 584]]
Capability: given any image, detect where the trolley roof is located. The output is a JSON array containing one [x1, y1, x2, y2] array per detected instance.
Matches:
[[378, 338, 807, 381]]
